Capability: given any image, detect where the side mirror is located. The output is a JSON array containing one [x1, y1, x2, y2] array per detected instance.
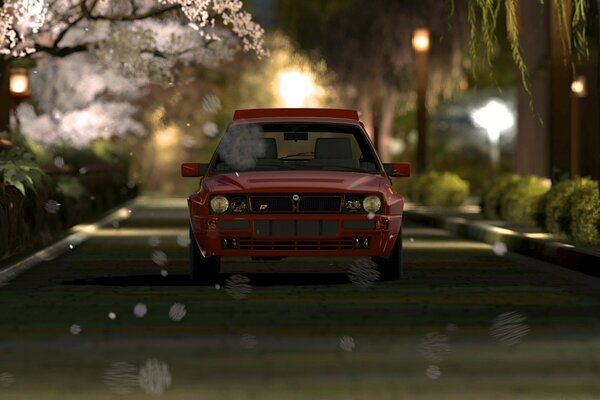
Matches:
[[181, 163, 209, 177], [383, 163, 410, 177]]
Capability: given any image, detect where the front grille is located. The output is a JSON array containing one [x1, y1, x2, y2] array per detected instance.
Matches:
[[249, 194, 342, 213], [238, 237, 354, 250], [298, 196, 341, 212], [250, 196, 293, 212]]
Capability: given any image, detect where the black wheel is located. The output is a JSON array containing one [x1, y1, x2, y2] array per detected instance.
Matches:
[[189, 225, 220, 282], [372, 230, 403, 281]]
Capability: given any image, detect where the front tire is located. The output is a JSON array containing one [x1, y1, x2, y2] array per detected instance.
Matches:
[[189, 225, 220, 282], [372, 230, 403, 281]]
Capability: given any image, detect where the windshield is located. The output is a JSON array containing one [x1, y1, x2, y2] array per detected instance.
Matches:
[[211, 123, 381, 173]]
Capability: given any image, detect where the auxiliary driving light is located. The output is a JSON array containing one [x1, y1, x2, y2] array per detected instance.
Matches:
[[222, 237, 237, 249], [354, 238, 370, 249]]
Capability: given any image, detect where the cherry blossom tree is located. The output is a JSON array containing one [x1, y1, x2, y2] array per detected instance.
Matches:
[[0, 0, 267, 145]]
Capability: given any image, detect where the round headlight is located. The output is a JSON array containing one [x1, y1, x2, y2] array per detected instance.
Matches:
[[210, 195, 229, 213], [362, 195, 381, 213]]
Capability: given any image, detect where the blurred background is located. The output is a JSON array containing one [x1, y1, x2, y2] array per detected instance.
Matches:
[[1, 0, 599, 255]]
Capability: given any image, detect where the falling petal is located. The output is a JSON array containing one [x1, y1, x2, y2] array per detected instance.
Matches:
[[168, 303, 187, 322], [339, 335, 355, 352], [425, 365, 441, 380], [133, 303, 147, 318], [69, 324, 82, 335], [138, 359, 172, 395]]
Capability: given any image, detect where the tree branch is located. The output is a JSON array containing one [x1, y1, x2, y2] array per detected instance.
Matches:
[[82, 4, 180, 21], [34, 43, 88, 57]]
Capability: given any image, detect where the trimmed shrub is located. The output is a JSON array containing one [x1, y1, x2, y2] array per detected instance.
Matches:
[[542, 177, 600, 243], [544, 178, 588, 235], [481, 174, 520, 219], [410, 171, 470, 207], [499, 176, 550, 225], [570, 182, 600, 244]]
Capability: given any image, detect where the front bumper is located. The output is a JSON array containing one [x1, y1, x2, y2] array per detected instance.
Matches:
[[190, 214, 402, 258]]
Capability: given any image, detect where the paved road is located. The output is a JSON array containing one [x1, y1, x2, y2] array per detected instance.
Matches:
[[1, 197, 600, 399]]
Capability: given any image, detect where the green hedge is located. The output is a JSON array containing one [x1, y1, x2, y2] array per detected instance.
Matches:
[[410, 171, 470, 207], [482, 174, 600, 244], [481, 174, 520, 219], [499, 175, 550, 225], [543, 177, 600, 244]]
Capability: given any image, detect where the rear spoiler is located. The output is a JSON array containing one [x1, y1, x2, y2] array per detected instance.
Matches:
[[233, 108, 359, 121]]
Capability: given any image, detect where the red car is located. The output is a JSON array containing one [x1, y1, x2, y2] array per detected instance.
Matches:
[[182, 108, 410, 282]]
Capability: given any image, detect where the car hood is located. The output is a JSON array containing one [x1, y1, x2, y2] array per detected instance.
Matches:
[[202, 171, 387, 193]]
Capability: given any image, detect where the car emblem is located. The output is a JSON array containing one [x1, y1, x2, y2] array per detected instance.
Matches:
[[260, 204, 268, 210], [292, 194, 300, 201]]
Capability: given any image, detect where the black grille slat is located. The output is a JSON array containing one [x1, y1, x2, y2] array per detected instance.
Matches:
[[298, 196, 341, 212], [250, 197, 293, 212], [253, 220, 338, 237]]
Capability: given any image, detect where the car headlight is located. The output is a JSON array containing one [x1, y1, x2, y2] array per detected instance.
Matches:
[[229, 196, 247, 213], [362, 195, 381, 213], [210, 195, 229, 213]]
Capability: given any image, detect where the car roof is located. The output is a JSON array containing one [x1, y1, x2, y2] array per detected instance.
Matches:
[[233, 108, 359, 121]]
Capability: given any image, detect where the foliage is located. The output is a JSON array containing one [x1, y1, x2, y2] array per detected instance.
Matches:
[[543, 177, 600, 243], [569, 181, 600, 244], [0, 144, 46, 196], [410, 171, 470, 207], [468, 0, 589, 91], [481, 174, 520, 219], [56, 176, 88, 200], [498, 175, 549, 225], [279, 0, 469, 161]]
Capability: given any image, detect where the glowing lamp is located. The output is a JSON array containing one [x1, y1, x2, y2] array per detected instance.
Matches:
[[9, 68, 30, 97], [412, 28, 430, 52], [277, 69, 316, 108], [571, 76, 587, 97]]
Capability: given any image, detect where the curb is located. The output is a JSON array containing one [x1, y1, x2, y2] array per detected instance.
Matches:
[[403, 209, 600, 279], [0, 199, 137, 287]]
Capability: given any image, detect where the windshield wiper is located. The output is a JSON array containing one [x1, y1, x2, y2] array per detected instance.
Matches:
[[279, 151, 315, 159], [320, 166, 370, 172]]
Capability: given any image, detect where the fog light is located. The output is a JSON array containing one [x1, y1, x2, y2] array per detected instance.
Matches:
[[222, 237, 237, 249], [354, 237, 370, 249]]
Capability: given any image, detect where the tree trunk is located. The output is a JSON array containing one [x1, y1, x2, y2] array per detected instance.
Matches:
[[0, 58, 9, 133], [549, 0, 573, 182], [515, 0, 551, 177], [377, 89, 400, 163]]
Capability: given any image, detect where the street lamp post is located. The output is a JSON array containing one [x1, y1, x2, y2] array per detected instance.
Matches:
[[7, 67, 31, 133], [471, 99, 515, 168], [412, 28, 430, 174], [570, 75, 586, 177], [0, 61, 9, 133]]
